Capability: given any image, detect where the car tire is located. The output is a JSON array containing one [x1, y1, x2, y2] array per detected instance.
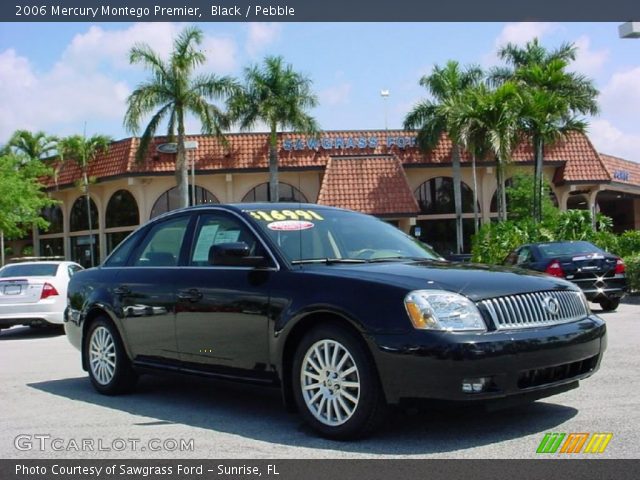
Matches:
[[292, 324, 386, 439], [85, 317, 137, 395], [599, 298, 620, 312]]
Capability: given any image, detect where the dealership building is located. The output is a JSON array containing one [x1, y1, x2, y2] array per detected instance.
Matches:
[[8, 129, 640, 267]]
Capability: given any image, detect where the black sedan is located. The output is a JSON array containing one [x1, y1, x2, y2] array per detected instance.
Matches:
[[504, 241, 627, 311], [65, 204, 606, 439]]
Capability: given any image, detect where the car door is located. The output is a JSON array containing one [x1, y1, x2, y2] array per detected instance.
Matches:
[[114, 214, 193, 363], [174, 211, 273, 381]]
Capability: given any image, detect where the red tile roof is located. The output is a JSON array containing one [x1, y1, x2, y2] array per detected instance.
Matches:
[[599, 153, 640, 187], [317, 156, 420, 216], [41, 129, 616, 189], [542, 133, 610, 183]]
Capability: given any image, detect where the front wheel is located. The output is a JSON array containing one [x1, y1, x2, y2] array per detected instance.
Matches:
[[292, 325, 386, 439], [85, 317, 137, 395], [599, 297, 620, 312]]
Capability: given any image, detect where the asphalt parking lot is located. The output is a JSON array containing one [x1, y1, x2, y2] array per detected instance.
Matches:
[[0, 303, 638, 459]]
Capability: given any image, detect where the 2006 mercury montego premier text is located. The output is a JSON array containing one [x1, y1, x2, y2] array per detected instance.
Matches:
[[64, 204, 606, 439]]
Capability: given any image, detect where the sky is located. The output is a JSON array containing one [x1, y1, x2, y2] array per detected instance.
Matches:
[[0, 22, 639, 162]]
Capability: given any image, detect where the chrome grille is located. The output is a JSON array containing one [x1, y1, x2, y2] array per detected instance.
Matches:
[[478, 291, 588, 330]]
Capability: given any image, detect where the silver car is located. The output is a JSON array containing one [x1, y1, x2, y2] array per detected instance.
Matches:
[[0, 261, 83, 331]]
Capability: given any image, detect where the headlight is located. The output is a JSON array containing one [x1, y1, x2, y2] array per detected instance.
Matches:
[[404, 290, 486, 332]]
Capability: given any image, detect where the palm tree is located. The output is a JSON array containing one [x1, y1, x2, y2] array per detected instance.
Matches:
[[58, 134, 111, 267], [453, 83, 523, 222], [7, 130, 57, 162], [404, 61, 483, 254], [228, 55, 319, 202], [490, 39, 599, 222], [124, 26, 238, 209]]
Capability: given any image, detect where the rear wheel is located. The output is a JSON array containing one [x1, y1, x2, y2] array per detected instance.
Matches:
[[599, 298, 620, 312], [292, 324, 386, 439], [85, 317, 137, 395]]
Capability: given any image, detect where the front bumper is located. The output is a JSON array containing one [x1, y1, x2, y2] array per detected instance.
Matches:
[[370, 315, 606, 404]]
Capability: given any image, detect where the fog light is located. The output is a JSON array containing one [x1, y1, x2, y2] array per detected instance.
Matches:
[[462, 377, 491, 393]]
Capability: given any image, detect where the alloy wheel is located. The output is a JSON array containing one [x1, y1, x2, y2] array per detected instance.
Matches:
[[300, 339, 361, 426]]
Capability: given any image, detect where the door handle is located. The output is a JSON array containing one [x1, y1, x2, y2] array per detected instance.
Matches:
[[177, 289, 203, 302], [113, 285, 131, 295]]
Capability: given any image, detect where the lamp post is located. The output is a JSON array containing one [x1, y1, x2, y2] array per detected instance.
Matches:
[[380, 89, 390, 130], [619, 22, 640, 38]]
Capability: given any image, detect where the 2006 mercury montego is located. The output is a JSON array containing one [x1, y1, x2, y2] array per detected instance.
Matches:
[[65, 204, 606, 439]]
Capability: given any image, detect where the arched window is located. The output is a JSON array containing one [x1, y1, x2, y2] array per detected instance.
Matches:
[[106, 190, 140, 228], [70, 196, 99, 232], [414, 177, 476, 215], [150, 185, 219, 218], [241, 182, 308, 203], [39, 205, 63, 234]]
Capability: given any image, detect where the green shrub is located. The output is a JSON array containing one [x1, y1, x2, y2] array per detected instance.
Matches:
[[617, 230, 640, 259], [21, 245, 33, 256], [624, 255, 640, 293]]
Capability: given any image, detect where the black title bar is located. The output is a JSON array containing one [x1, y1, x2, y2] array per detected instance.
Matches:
[[3, 0, 640, 22]]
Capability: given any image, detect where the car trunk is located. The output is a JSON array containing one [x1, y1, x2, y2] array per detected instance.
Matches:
[[556, 254, 617, 279], [0, 277, 48, 304]]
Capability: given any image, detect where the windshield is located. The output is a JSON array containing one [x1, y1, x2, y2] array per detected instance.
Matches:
[[538, 241, 604, 258], [245, 207, 440, 263], [0, 263, 59, 278]]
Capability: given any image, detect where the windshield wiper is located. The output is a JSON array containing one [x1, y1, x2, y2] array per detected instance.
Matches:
[[291, 258, 368, 265], [365, 256, 435, 263]]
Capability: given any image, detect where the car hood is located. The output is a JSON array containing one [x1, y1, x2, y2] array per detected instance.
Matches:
[[301, 261, 577, 302]]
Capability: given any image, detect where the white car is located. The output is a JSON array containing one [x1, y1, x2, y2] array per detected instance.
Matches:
[[0, 261, 83, 331]]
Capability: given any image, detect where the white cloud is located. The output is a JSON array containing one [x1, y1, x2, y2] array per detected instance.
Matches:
[[495, 22, 557, 48], [200, 36, 238, 74], [0, 48, 129, 141], [589, 119, 640, 163], [63, 23, 238, 74], [599, 67, 640, 122], [319, 83, 352, 106], [245, 23, 281, 57], [482, 22, 557, 67], [571, 36, 609, 75]]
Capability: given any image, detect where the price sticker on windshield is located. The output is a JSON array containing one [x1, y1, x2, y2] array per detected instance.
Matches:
[[246, 209, 324, 222]]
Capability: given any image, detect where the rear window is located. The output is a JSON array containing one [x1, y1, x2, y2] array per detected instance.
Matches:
[[538, 241, 604, 258], [0, 263, 59, 278]]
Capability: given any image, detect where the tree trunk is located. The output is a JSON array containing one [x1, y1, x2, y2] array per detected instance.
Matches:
[[268, 126, 279, 203], [496, 159, 507, 222], [533, 135, 544, 223], [176, 110, 189, 209], [452, 144, 463, 254], [83, 171, 95, 267], [1, 230, 5, 267], [472, 153, 479, 233]]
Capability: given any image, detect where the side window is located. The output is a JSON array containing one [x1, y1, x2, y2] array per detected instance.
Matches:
[[104, 229, 145, 267], [133, 216, 189, 267], [190, 214, 264, 266], [516, 247, 531, 265], [67, 264, 83, 277]]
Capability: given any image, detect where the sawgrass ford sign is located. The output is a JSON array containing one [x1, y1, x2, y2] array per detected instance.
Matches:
[[282, 135, 418, 151]]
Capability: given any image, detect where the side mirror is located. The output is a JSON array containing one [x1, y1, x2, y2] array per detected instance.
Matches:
[[208, 242, 266, 267]]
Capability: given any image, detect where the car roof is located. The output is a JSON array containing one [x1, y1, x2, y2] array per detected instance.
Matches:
[[2, 261, 79, 267], [150, 203, 351, 222]]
